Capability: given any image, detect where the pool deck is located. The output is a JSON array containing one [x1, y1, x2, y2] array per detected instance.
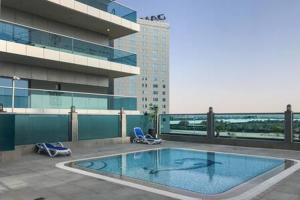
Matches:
[[0, 141, 300, 200]]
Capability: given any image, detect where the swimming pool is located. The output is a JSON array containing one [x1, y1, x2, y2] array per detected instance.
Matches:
[[57, 148, 298, 199]]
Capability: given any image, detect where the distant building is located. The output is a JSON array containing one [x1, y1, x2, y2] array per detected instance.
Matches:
[[114, 19, 170, 114]]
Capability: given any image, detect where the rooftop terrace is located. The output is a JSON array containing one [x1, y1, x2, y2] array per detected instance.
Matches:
[[0, 142, 300, 200]]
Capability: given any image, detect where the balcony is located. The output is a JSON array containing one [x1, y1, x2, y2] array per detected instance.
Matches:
[[1, 0, 139, 39], [0, 86, 137, 111], [76, 0, 137, 22], [0, 21, 139, 77]]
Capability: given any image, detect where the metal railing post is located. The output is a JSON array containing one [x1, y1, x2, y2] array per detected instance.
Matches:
[[284, 104, 293, 144], [207, 107, 215, 140]]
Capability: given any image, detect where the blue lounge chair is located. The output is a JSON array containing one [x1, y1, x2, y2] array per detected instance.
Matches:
[[133, 127, 162, 145], [36, 142, 72, 157]]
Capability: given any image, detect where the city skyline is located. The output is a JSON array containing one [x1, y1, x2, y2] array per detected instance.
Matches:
[[119, 0, 300, 113]]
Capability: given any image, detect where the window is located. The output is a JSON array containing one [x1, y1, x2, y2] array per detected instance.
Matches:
[[153, 98, 159, 102], [163, 98, 166, 102], [0, 77, 29, 108], [0, 22, 13, 41], [14, 26, 29, 44], [153, 91, 158, 95], [152, 64, 158, 72], [153, 84, 158, 88], [0, 77, 29, 88], [163, 84, 166, 89], [162, 91, 166, 95], [0, 77, 12, 87]]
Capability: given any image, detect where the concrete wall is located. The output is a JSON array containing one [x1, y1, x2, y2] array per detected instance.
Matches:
[[0, 6, 109, 46], [0, 62, 109, 87]]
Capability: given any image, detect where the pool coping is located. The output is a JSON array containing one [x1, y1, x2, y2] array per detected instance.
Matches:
[[56, 147, 300, 200]]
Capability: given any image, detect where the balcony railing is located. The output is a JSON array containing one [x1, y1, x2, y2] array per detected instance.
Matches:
[[0, 86, 137, 110], [76, 0, 137, 22], [160, 114, 208, 136], [160, 113, 286, 140], [0, 21, 137, 66]]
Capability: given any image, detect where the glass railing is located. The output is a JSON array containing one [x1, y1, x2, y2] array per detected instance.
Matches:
[[76, 0, 137, 22], [159, 114, 207, 136], [0, 21, 137, 66], [293, 113, 300, 142], [215, 113, 285, 140], [0, 86, 137, 111]]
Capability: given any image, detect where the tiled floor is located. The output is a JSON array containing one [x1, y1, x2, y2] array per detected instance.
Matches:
[[0, 142, 300, 200]]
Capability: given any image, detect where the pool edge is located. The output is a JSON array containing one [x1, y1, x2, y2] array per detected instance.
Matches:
[[56, 147, 300, 200]]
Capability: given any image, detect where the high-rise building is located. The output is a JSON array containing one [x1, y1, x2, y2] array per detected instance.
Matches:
[[114, 18, 170, 114], [0, 0, 140, 113]]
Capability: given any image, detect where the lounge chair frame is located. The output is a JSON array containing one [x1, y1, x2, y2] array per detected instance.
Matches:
[[36, 142, 72, 157]]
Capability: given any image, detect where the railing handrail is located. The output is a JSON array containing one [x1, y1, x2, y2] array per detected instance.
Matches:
[[214, 112, 284, 115], [160, 113, 207, 116], [0, 86, 137, 99], [160, 112, 285, 116]]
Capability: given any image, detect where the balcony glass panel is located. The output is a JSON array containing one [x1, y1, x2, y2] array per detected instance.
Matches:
[[293, 113, 300, 142], [0, 86, 137, 111], [159, 114, 208, 136], [215, 114, 285, 140], [0, 21, 137, 66], [76, 0, 137, 22]]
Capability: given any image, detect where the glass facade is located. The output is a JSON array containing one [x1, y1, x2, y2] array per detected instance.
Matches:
[[114, 19, 170, 114], [0, 21, 137, 66], [76, 0, 137, 22]]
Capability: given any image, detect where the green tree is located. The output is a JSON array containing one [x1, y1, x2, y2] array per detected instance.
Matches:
[[148, 104, 159, 134]]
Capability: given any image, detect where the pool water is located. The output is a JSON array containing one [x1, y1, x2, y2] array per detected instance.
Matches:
[[74, 148, 284, 195]]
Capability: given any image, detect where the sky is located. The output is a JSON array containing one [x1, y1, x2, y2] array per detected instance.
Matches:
[[118, 0, 300, 113]]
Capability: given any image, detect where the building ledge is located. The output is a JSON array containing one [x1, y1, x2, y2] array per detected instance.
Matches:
[[0, 40, 140, 78], [1, 108, 141, 115], [1, 0, 140, 39]]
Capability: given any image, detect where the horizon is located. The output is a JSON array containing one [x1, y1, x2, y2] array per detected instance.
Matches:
[[118, 0, 300, 113]]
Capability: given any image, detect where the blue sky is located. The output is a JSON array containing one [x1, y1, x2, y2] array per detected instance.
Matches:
[[119, 0, 300, 113]]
